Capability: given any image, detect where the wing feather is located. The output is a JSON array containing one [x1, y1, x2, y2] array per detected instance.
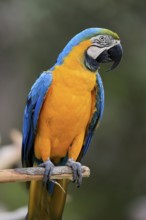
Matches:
[[22, 71, 53, 167], [78, 73, 104, 160]]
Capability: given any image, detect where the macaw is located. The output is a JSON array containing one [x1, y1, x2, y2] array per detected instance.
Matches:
[[22, 27, 122, 220]]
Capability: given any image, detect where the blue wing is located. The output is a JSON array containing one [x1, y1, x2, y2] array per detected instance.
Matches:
[[22, 71, 53, 167], [78, 73, 104, 160]]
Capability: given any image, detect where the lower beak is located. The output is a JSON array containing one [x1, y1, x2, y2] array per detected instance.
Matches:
[[96, 43, 123, 71]]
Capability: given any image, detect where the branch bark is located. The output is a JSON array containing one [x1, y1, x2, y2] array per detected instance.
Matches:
[[0, 166, 90, 183]]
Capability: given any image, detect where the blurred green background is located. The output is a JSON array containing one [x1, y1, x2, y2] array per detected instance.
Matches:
[[0, 0, 146, 219]]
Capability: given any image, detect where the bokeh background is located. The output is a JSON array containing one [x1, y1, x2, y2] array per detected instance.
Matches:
[[0, 0, 146, 220]]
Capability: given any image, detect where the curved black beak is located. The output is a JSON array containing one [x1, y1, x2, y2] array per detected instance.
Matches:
[[96, 43, 123, 71], [108, 43, 123, 70]]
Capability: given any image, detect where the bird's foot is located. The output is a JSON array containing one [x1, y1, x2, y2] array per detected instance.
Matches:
[[39, 159, 55, 185], [67, 158, 82, 187]]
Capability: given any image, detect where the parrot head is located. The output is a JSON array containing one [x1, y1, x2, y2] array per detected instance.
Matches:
[[56, 28, 123, 72], [84, 29, 123, 72]]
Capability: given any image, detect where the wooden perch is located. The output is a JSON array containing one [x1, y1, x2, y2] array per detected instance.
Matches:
[[0, 166, 90, 183]]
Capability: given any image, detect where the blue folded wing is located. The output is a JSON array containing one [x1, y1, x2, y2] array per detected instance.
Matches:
[[78, 73, 104, 161], [22, 71, 53, 167]]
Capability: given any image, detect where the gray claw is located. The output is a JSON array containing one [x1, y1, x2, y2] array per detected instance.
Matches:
[[39, 159, 54, 185], [67, 158, 82, 187]]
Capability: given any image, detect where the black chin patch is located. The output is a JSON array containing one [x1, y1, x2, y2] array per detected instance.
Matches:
[[84, 52, 99, 72]]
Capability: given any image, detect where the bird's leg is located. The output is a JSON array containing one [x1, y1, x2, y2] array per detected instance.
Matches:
[[66, 158, 82, 187], [67, 130, 85, 187], [34, 135, 54, 185], [39, 158, 55, 185]]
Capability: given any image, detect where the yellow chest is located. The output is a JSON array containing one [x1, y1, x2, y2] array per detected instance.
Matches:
[[43, 68, 95, 128], [37, 66, 96, 157], [44, 78, 92, 134]]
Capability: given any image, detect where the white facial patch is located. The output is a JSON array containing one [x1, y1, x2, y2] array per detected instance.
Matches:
[[87, 37, 120, 59], [87, 46, 106, 59]]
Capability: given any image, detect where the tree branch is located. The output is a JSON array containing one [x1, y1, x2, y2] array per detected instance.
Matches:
[[0, 166, 90, 183]]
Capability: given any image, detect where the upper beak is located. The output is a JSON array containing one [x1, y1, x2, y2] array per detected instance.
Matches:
[[96, 42, 123, 71], [108, 43, 123, 70]]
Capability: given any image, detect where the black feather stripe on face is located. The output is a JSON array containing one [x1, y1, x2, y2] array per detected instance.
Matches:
[[84, 51, 100, 72]]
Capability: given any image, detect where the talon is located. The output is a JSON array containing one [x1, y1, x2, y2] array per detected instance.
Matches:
[[67, 158, 82, 187], [39, 159, 55, 185]]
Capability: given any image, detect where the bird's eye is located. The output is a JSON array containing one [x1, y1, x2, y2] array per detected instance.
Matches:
[[99, 35, 105, 41], [91, 35, 113, 48]]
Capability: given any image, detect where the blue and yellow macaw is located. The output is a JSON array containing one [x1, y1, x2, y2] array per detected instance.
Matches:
[[22, 28, 122, 220]]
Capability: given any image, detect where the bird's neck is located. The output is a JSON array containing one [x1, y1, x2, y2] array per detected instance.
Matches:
[[53, 40, 97, 92]]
